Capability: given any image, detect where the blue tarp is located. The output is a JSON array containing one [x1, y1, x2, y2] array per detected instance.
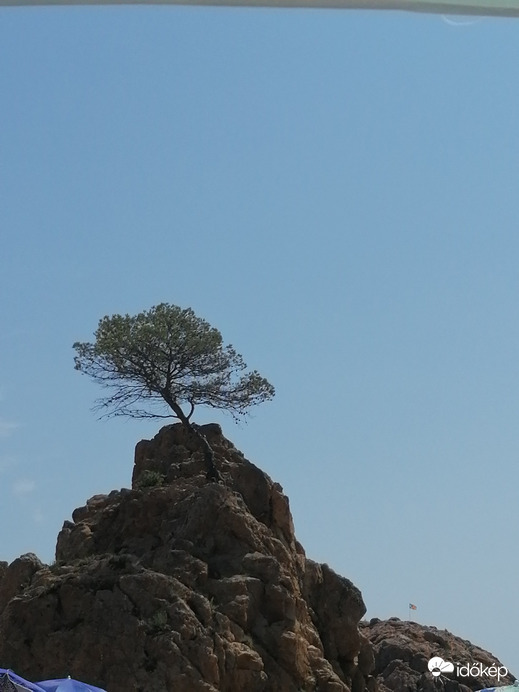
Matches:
[[36, 679, 106, 692], [0, 670, 46, 692]]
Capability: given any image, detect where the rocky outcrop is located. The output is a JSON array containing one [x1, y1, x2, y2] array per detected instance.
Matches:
[[362, 618, 515, 692], [0, 424, 514, 691], [0, 424, 372, 692]]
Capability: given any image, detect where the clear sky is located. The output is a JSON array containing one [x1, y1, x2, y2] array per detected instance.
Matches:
[[1, 3, 519, 679]]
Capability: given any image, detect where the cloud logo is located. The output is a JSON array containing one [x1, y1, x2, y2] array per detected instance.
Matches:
[[428, 657, 455, 677]]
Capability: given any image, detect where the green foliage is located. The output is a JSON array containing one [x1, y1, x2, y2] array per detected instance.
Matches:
[[148, 609, 169, 633], [73, 303, 275, 422], [135, 469, 166, 490]]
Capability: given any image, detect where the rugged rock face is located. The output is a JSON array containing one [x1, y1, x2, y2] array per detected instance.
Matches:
[[362, 618, 515, 692], [0, 424, 372, 692], [0, 424, 514, 692]]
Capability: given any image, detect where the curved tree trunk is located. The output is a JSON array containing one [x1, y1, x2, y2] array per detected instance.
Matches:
[[163, 395, 223, 482], [189, 423, 222, 483]]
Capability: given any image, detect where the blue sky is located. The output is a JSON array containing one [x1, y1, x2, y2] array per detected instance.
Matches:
[[2, 3, 519, 678]]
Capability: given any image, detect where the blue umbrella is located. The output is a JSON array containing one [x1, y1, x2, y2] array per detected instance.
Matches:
[[36, 679, 106, 692], [0, 670, 46, 692]]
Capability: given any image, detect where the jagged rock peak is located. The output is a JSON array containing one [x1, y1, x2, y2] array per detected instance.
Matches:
[[0, 424, 371, 692], [1, 425, 512, 691]]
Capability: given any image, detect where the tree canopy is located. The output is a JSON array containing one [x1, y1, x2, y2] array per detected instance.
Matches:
[[73, 303, 275, 425]]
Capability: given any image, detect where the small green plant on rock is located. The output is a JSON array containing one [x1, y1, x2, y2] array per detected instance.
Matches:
[[148, 609, 169, 633], [135, 469, 166, 490]]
